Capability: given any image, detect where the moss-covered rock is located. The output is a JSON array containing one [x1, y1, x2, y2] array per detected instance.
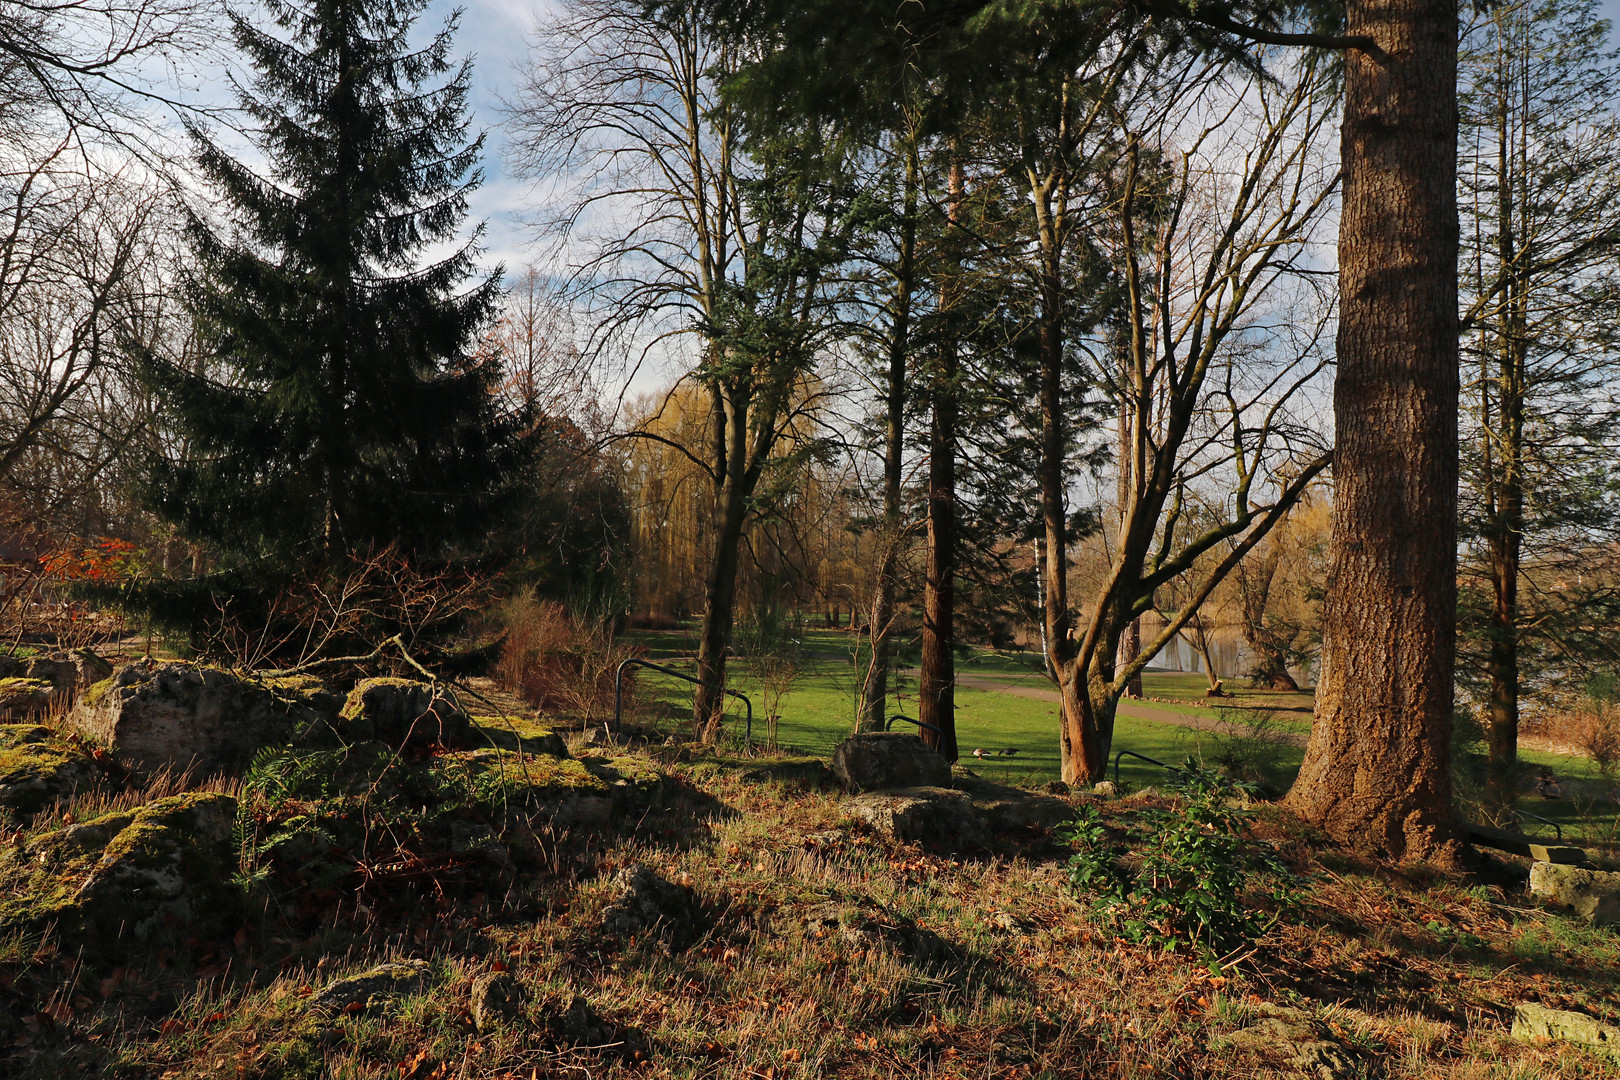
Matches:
[[0, 726, 96, 814], [338, 678, 472, 748], [82, 675, 116, 707], [580, 754, 666, 815], [441, 748, 614, 826], [0, 677, 53, 720], [470, 714, 568, 757], [254, 673, 344, 718], [308, 959, 432, 1014], [71, 661, 334, 774], [0, 723, 53, 748], [0, 791, 237, 948], [0, 652, 77, 706]]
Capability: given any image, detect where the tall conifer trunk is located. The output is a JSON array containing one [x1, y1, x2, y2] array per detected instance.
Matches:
[[860, 158, 918, 732], [1482, 77, 1528, 807], [1287, 0, 1464, 862], [919, 161, 963, 761]]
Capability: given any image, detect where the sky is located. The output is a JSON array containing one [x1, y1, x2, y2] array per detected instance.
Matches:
[[446, 0, 1620, 286], [431, 0, 548, 274]]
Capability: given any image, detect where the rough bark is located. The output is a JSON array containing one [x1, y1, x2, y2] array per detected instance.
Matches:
[[1037, 241, 1092, 786], [1286, 0, 1464, 863], [1482, 81, 1527, 809]]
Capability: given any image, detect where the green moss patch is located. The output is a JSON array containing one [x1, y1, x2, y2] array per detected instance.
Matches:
[[0, 733, 95, 814], [338, 677, 421, 723], [470, 714, 568, 756], [0, 723, 53, 748], [81, 674, 117, 706], [442, 748, 610, 804], [1, 791, 237, 948], [0, 676, 52, 709]]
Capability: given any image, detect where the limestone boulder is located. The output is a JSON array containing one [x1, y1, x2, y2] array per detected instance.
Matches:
[[72, 792, 237, 939], [2, 792, 238, 947], [847, 776, 1073, 849], [470, 714, 568, 757], [953, 775, 1074, 833], [0, 724, 96, 814], [830, 732, 949, 792], [0, 653, 78, 709], [1528, 861, 1620, 926], [70, 648, 114, 688], [848, 787, 989, 847], [71, 661, 333, 774], [1512, 1002, 1620, 1061], [440, 749, 614, 827], [338, 678, 472, 748], [0, 678, 54, 721]]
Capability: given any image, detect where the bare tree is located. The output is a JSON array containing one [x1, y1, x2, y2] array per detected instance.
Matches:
[[1454, 0, 1620, 807], [1044, 51, 1337, 784], [0, 0, 217, 148], [506, 0, 853, 739], [0, 155, 177, 526]]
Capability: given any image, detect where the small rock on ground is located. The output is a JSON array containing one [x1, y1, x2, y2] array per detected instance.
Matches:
[[310, 959, 432, 1013], [1528, 861, 1620, 926], [798, 896, 952, 965], [599, 864, 701, 950], [469, 971, 525, 1032], [830, 733, 950, 792]]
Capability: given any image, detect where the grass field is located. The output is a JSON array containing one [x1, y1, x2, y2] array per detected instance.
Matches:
[[628, 644, 1302, 791], [622, 627, 1619, 844]]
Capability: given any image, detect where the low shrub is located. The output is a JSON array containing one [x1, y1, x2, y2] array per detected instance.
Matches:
[[1060, 762, 1301, 961]]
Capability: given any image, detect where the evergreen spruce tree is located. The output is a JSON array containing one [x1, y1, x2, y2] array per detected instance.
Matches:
[[143, 0, 523, 565]]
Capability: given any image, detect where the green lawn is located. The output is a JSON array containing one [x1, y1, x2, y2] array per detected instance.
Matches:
[[630, 653, 1299, 791], [623, 640, 1620, 846]]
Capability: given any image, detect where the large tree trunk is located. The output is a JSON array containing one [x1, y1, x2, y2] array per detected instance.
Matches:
[[859, 162, 918, 733], [1033, 222, 1098, 786], [1286, 0, 1464, 863], [1485, 514, 1521, 807], [1037, 261, 1084, 783]]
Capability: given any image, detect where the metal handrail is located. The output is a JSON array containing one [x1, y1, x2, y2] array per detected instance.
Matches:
[[1113, 748, 1174, 787], [882, 714, 943, 738], [1518, 809, 1564, 841], [613, 658, 753, 748]]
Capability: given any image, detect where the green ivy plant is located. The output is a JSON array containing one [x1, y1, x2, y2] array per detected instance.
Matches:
[[1059, 762, 1301, 960]]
